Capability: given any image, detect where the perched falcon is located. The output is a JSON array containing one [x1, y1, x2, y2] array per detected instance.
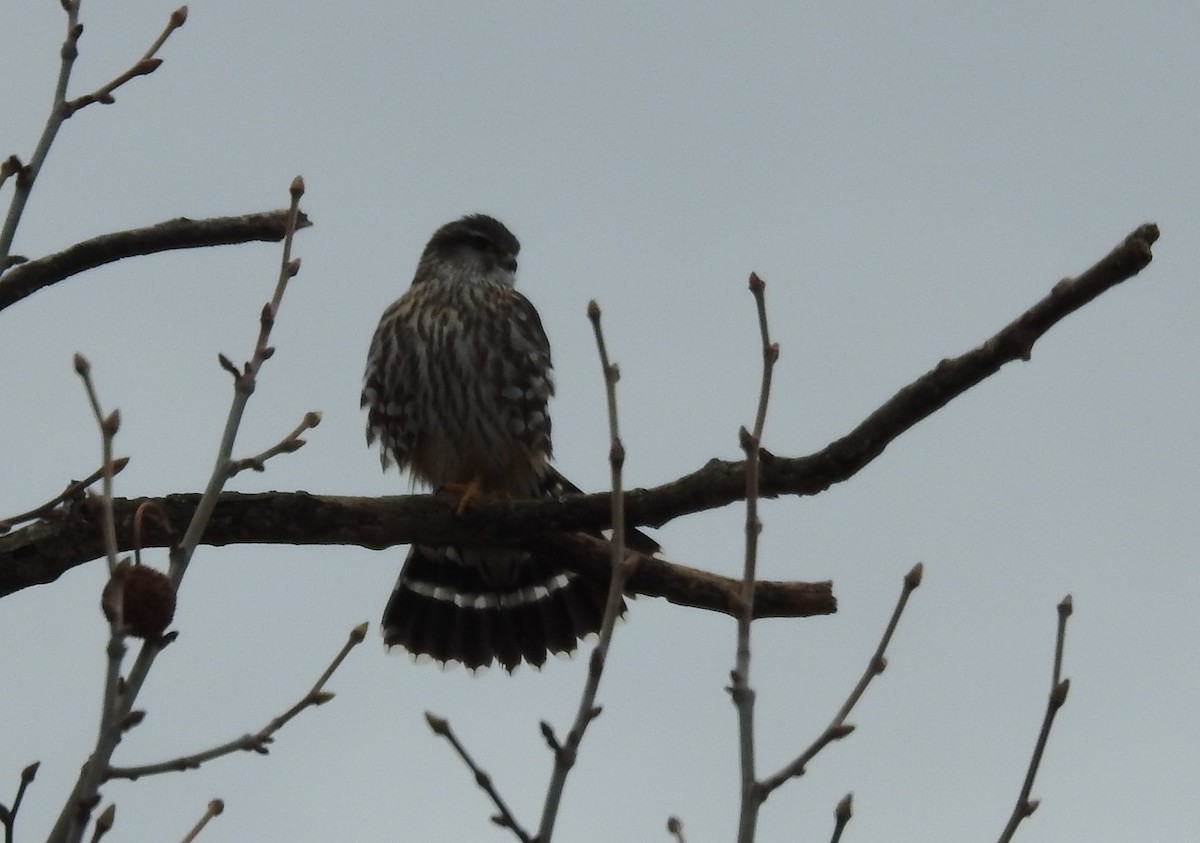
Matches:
[[362, 214, 654, 672]]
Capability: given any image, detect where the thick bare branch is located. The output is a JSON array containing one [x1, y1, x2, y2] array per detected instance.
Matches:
[[0, 492, 835, 619], [0, 224, 1159, 616], [0, 210, 311, 313], [631, 223, 1159, 525]]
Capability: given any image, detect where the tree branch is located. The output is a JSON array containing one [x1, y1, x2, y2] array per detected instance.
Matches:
[[0, 491, 835, 619], [0, 224, 1159, 617], [0, 210, 311, 313]]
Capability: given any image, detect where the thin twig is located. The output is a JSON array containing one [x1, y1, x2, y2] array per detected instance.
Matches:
[[535, 300, 636, 842], [72, 354, 120, 572], [1052, 594, 1072, 685], [996, 596, 1073, 843], [227, 411, 322, 476], [107, 623, 366, 780], [424, 714, 532, 843], [732, 272, 778, 843], [0, 457, 129, 533], [62, 6, 187, 117], [0, 761, 40, 843], [178, 799, 223, 843], [830, 793, 852, 843], [758, 562, 923, 797], [143, 7, 188, 61]]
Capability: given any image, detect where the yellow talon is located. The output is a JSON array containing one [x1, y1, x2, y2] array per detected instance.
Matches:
[[441, 476, 484, 515]]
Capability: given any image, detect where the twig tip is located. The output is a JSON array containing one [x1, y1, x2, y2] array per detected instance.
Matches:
[[905, 561, 924, 588], [424, 711, 449, 735]]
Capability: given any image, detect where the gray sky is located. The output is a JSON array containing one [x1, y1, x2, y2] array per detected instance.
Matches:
[[2, 2, 1198, 840]]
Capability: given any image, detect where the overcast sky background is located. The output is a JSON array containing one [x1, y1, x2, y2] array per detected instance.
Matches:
[[2, 2, 1198, 841]]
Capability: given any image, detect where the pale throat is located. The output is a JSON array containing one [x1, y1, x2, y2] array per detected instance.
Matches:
[[431, 256, 517, 289]]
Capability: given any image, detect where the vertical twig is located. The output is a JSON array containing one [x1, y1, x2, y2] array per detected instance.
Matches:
[[996, 596, 1073, 843], [0, 0, 83, 268], [73, 355, 120, 573], [731, 273, 779, 843], [535, 300, 636, 842]]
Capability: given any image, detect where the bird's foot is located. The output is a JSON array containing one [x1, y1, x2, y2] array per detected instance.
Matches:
[[440, 476, 485, 515]]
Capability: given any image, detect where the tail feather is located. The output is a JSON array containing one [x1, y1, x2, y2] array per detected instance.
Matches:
[[382, 543, 617, 672], [383, 469, 658, 672]]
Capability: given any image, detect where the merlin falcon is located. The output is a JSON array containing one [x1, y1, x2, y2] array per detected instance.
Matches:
[[362, 214, 654, 672]]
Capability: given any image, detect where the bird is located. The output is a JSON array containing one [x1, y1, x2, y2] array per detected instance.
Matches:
[[362, 214, 656, 672]]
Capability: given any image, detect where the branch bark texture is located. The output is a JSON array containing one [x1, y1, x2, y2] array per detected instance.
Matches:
[[0, 210, 311, 313]]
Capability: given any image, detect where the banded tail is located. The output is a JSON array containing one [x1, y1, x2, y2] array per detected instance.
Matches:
[[382, 544, 615, 672]]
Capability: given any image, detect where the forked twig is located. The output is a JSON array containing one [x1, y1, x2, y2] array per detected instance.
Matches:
[[62, 7, 187, 116], [0, 761, 41, 843], [996, 596, 1073, 843], [758, 563, 923, 796], [107, 624, 366, 780], [0, 4, 186, 272], [227, 411, 322, 476], [174, 176, 306, 580]]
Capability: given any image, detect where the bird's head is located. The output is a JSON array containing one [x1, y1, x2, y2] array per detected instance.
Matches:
[[416, 214, 521, 288]]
